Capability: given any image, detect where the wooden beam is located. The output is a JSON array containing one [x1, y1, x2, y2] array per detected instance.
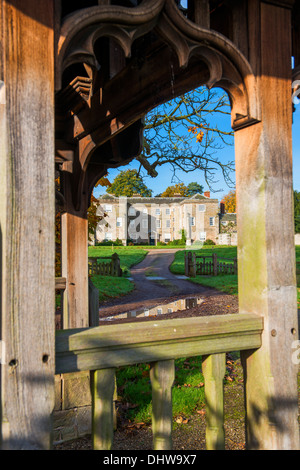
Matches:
[[55, 314, 263, 374], [235, 1, 299, 450], [0, 0, 55, 449]]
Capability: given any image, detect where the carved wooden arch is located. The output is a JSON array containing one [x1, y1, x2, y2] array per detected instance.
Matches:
[[56, 0, 261, 209]]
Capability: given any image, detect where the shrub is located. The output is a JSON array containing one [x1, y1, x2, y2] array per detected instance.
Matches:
[[157, 241, 167, 246], [96, 238, 123, 246], [203, 239, 216, 245], [167, 239, 184, 246]]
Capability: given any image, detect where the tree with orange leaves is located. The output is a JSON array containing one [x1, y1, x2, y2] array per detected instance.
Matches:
[[223, 190, 236, 213]]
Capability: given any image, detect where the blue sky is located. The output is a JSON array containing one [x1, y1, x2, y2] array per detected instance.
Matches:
[[94, 88, 300, 203]]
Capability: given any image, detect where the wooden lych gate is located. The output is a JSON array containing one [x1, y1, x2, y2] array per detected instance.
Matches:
[[0, 0, 299, 450]]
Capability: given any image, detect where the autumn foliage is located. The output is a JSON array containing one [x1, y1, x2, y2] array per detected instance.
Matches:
[[222, 190, 236, 213]]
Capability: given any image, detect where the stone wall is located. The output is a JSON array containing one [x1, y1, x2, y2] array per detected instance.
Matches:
[[53, 372, 92, 444], [217, 233, 238, 246]]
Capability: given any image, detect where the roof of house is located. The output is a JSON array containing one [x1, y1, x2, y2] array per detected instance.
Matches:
[[98, 193, 219, 204]]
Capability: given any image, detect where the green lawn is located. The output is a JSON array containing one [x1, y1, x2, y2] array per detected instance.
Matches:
[[88, 245, 148, 277], [90, 275, 135, 303], [171, 245, 300, 302], [170, 246, 238, 296], [116, 357, 206, 425]]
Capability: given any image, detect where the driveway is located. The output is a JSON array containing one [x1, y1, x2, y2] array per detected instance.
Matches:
[[99, 249, 222, 318]]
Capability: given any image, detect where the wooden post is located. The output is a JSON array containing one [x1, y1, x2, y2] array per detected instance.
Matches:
[[202, 354, 226, 450], [89, 278, 99, 327], [0, 0, 55, 449], [90, 368, 116, 450], [150, 360, 175, 450], [61, 201, 89, 329], [236, 2, 299, 450], [188, 251, 196, 277], [212, 253, 218, 276]]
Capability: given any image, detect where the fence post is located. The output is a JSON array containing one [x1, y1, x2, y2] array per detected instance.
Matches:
[[188, 252, 196, 277], [233, 258, 238, 275], [150, 360, 175, 450], [111, 253, 121, 277], [212, 253, 218, 276], [184, 252, 189, 276], [202, 353, 226, 450], [91, 368, 116, 450]]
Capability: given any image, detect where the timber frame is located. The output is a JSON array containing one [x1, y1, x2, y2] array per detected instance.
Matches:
[[0, 0, 299, 450]]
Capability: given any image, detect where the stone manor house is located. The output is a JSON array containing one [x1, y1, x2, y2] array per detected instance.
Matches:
[[96, 191, 225, 245]]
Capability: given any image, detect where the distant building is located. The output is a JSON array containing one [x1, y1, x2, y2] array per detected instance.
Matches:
[[96, 191, 219, 245]]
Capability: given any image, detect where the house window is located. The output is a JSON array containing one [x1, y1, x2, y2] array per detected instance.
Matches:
[[144, 309, 150, 317], [105, 232, 112, 241], [157, 308, 162, 315], [156, 219, 161, 228], [166, 208, 170, 215], [198, 205, 205, 212], [155, 208, 161, 215], [166, 219, 170, 228], [142, 208, 148, 214], [104, 204, 112, 212], [117, 217, 122, 227], [142, 219, 148, 229], [190, 217, 195, 226], [209, 217, 215, 226], [128, 206, 136, 216], [199, 232, 206, 241], [164, 233, 171, 242]]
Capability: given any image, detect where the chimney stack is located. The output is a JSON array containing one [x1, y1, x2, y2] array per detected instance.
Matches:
[[204, 191, 210, 198]]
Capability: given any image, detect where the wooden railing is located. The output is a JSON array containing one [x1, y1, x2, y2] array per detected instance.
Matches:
[[55, 313, 263, 450], [185, 252, 237, 277], [88, 253, 122, 277]]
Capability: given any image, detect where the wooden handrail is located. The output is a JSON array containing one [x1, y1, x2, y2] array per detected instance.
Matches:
[[55, 314, 263, 374], [55, 314, 263, 450]]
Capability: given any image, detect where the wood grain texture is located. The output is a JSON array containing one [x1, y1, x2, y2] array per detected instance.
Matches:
[[55, 314, 263, 374], [235, 2, 299, 450], [0, 0, 55, 449], [202, 353, 226, 450], [150, 360, 175, 450], [90, 368, 115, 450]]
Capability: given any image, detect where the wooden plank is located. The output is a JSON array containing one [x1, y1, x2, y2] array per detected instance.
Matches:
[[0, 0, 55, 449], [150, 360, 175, 450], [235, 2, 299, 450], [90, 368, 115, 450], [55, 314, 263, 374], [202, 353, 226, 450]]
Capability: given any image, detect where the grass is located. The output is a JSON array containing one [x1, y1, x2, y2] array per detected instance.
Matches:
[[170, 246, 238, 296], [88, 245, 148, 277], [88, 246, 148, 303], [171, 245, 300, 301], [90, 275, 135, 303], [116, 357, 206, 425]]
